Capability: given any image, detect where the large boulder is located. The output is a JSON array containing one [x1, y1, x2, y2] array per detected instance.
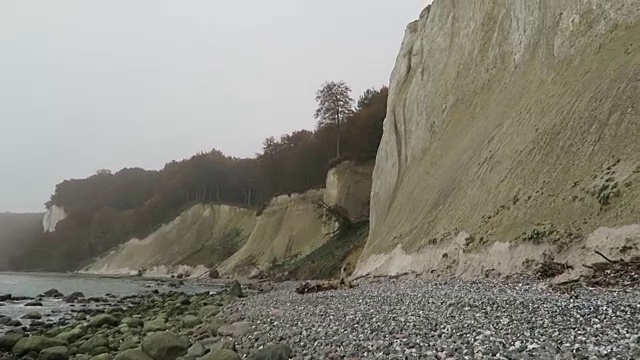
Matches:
[[227, 281, 242, 298], [12, 336, 66, 356], [0, 333, 24, 351], [113, 349, 153, 360], [140, 332, 187, 360], [88, 315, 119, 328], [23, 312, 43, 320], [38, 346, 69, 360], [201, 349, 240, 360], [247, 344, 292, 360]]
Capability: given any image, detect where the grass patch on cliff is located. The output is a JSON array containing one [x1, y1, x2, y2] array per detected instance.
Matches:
[[285, 222, 369, 280], [177, 227, 245, 267]]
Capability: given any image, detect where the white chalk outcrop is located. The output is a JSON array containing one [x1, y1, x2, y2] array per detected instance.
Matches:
[[43, 205, 66, 233]]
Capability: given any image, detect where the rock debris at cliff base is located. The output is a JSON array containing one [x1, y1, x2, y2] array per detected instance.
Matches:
[[232, 279, 640, 359]]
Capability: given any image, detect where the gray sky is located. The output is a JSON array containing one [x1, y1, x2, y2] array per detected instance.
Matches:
[[0, 1, 426, 213]]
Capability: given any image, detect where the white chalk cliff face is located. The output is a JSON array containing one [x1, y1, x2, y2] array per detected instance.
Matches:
[[358, 0, 640, 276], [43, 205, 67, 233]]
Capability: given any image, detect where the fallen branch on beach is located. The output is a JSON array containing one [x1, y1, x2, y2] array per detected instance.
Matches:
[[294, 279, 355, 295], [535, 261, 573, 279], [552, 251, 640, 291]]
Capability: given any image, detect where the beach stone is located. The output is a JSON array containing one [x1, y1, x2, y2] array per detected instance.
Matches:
[[64, 293, 86, 303], [0, 333, 24, 351], [23, 312, 43, 320], [12, 336, 66, 356], [208, 270, 220, 279], [208, 340, 235, 353], [7, 319, 23, 327], [78, 336, 109, 354], [42, 289, 64, 298], [55, 329, 84, 344], [114, 349, 153, 360], [45, 328, 65, 338], [25, 301, 43, 307], [118, 337, 139, 352], [88, 315, 119, 328], [197, 306, 219, 319], [121, 318, 144, 328], [217, 322, 252, 338], [227, 281, 242, 298], [186, 343, 204, 358], [38, 346, 69, 360], [140, 332, 187, 360], [201, 349, 240, 360], [0, 294, 11, 301], [180, 316, 200, 329], [246, 344, 292, 360], [89, 347, 109, 356], [207, 319, 224, 337], [89, 354, 113, 360], [143, 320, 167, 333], [74, 355, 92, 360]]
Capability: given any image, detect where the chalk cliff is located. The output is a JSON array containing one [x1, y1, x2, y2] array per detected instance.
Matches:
[[357, 0, 640, 277]]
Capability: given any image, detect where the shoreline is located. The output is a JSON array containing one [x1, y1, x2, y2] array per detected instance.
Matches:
[[1, 276, 639, 359]]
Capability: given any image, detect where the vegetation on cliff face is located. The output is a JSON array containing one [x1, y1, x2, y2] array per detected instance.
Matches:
[[10, 85, 387, 271]]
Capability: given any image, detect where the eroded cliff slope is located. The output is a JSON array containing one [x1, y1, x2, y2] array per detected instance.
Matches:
[[84, 161, 374, 278], [358, 0, 640, 276], [84, 204, 257, 277]]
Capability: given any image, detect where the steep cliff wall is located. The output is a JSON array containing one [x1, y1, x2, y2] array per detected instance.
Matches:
[[358, 0, 640, 277], [324, 160, 374, 222]]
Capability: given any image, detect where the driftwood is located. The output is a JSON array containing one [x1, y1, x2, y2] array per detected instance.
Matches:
[[535, 261, 573, 279], [295, 279, 355, 295], [552, 251, 640, 291]]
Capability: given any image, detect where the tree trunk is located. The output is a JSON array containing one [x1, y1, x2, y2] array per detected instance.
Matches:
[[336, 109, 341, 158], [336, 125, 341, 158]]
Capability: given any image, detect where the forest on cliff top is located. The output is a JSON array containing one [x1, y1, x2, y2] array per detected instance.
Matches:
[[9, 84, 387, 271]]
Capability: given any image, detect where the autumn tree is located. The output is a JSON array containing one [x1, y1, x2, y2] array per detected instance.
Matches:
[[314, 81, 354, 158]]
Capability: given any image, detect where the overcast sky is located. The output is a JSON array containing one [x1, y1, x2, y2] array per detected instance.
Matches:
[[0, 1, 427, 213]]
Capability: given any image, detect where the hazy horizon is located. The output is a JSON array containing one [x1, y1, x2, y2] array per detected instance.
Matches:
[[0, 1, 428, 212]]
